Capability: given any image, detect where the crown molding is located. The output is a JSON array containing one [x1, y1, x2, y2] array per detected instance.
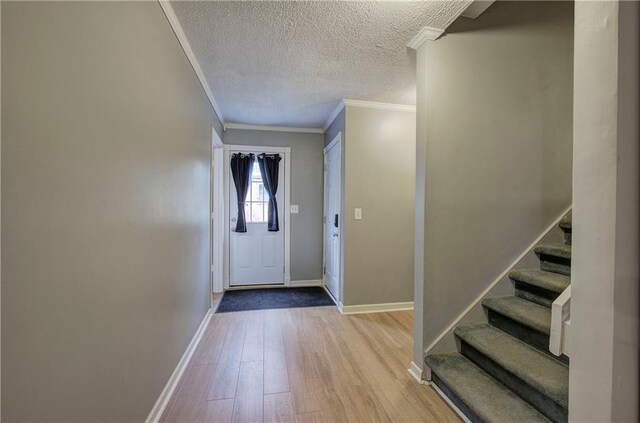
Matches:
[[224, 123, 324, 134], [323, 100, 346, 131], [343, 99, 416, 112], [407, 26, 445, 49], [461, 0, 495, 19], [158, 1, 226, 126]]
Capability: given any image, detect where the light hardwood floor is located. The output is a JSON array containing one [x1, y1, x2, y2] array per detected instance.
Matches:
[[161, 300, 460, 423]]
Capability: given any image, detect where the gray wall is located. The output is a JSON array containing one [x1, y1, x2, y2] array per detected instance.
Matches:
[[570, 1, 639, 421], [416, 1, 573, 366], [324, 107, 345, 148], [223, 129, 324, 281], [2, 2, 220, 421], [343, 106, 416, 306]]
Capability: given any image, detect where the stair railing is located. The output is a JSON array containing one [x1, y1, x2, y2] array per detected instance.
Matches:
[[549, 285, 571, 356]]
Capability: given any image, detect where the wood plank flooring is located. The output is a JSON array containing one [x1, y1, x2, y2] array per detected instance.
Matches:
[[161, 301, 459, 423]]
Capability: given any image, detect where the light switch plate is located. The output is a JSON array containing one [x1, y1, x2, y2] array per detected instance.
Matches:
[[290, 205, 299, 214], [354, 208, 362, 220]]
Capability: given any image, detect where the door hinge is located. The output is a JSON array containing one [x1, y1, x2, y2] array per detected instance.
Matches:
[[211, 212, 215, 219], [323, 265, 326, 275], [211, 265, 215, 272]]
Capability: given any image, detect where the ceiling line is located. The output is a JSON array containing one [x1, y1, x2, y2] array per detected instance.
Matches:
[[224, 123, 324, 134]]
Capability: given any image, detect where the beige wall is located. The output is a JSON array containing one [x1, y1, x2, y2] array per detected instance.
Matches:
[[570, 1, 639, 421], [342, 106, 416, 306], [223, 129, 325, 281], [2, 2, 220, 421], [415, 1, 574, 368]]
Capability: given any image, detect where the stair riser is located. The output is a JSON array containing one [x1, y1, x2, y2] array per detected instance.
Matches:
[[431, 373, 482, 423], [459, 341, 568, 423], [513, 281, 559, 307], [538, 255, 571, 276], [486, 309, 569, 365]]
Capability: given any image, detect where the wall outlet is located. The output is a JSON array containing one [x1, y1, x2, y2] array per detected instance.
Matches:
[[290, 205, 299, 214], [354, 208, 362, 220]]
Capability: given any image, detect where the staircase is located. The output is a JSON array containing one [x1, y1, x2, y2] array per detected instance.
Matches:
[[426, 216, 572, 423]]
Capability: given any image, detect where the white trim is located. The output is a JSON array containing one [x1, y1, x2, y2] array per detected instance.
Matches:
[[224, 123, 323, 134], [145, 308, 213, 423], [322, 284, 338, 305], [461, 0, 495, 19], [290, 279, 323, 287], [343, 99, 416, 112], [428, 382, 473, 423], [211, 128, 224, 294], [323, 100, 346, 131], [408, 361, 426, 384], [424, 205, 573, 354], [340, 302, 414, 315], [211, 127, 224, 148], [550, 285, 571, 356], [284, 151, 291, 284], [323, 131, 342, 154], [223, 145, 291, 289], [407, 26, 445, 49], [158, 1, 225, 126], [322, 133, 343, 304]]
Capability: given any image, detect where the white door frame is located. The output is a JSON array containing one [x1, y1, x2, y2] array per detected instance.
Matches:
[[223, 144, 291, 289], [322, 132, 343, 303], [211, 128, 224, 294]]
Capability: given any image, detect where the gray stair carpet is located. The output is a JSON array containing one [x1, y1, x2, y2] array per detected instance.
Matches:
[[426, 214, 571, 423], [510, 269, 571, 307], [427, 353, 551, 423], [509, 269, 570, 294], [455, 323, 568, 417], [559, 216, 572, 245], [534, 244, 571, 260], [482, 296, 551, 335]]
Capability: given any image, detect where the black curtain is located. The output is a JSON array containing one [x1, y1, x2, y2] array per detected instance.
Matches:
[[230, 153, 254, 232], [257, 153, 282, 231]]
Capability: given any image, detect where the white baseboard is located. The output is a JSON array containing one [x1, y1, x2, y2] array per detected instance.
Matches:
[[146, 308, 213, 423], [429, 381, 472, 423], [340, 301, 414, 315], [289, 279, 323, 287], [408, 361, 426, 384]]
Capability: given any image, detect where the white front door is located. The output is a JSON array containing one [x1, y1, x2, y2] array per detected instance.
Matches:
[[324, 138, 341, 301], [229, 152, 285, 286]]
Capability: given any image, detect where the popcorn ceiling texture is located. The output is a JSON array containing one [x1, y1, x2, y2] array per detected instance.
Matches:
[[171, 1, 470, 128]]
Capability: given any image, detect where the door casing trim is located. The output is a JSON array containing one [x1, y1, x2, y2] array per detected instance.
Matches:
[[322, 132, 343, 303], [223, 144, 291, 289]]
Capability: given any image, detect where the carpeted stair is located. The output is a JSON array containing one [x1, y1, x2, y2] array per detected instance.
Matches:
[[427, 216, 571, 423]]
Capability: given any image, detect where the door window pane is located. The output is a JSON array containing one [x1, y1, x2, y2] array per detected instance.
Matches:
[[243, 160, 268, 223]]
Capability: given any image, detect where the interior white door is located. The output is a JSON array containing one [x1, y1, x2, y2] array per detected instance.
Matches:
[[230, 153, 285, 286], [324, 141, 341, 300]]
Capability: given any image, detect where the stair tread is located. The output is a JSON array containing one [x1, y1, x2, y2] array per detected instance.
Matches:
[[559, 216, 572, 231], [534, 244, 571, 259], [427, 353, 551, 423], [483, 296, 551, 334], [509, 269, 570, 293], [455, 323, 569, 408]]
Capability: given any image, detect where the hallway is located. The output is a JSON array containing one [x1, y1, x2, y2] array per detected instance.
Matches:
[[161, 304, 458, 422]]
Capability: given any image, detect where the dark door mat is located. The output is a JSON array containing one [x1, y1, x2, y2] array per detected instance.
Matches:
[[215, 287, 335, 313]]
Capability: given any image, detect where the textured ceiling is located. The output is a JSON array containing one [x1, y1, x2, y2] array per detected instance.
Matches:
[[171, 1, 470, 128]]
